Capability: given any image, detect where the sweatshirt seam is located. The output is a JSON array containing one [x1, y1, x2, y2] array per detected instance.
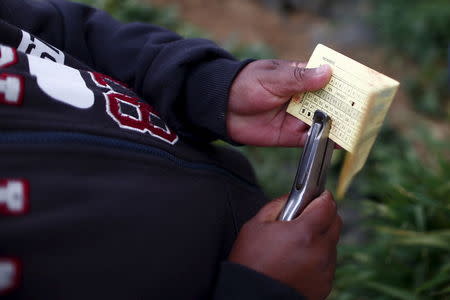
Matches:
[[0, 130, 259, 190]]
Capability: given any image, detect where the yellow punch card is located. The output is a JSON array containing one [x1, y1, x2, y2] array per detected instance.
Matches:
[[287, 44, 399, 198]]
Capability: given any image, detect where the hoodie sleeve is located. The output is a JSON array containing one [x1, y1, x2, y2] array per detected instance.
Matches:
[[0, 0, 252, 141]]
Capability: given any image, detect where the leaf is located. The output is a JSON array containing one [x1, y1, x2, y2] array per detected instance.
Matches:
[[413, 205, 426, 232], [365, 281, 417, 300], [335, 271, 374, 288], [416, 268, 450, 293], [395, 236, 450, 250], [376, 227, 450, 249], [435, 285, 450, 296]]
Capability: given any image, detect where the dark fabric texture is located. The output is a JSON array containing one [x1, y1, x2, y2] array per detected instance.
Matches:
[[0, 0, 251, 142], [214, 262, 306, 300], [0, 1, 306, 299]]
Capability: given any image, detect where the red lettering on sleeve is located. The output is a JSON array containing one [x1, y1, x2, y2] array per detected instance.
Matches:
[[90, 72, 178, 145]]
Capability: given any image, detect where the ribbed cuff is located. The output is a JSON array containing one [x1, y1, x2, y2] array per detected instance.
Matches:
[[186, 58, 255, 143], [213, 262, 306, 300]]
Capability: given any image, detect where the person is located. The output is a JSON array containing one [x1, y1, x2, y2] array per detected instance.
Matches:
[[0, 0, 342, 299]]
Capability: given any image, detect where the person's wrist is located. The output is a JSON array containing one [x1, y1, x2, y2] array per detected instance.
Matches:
[[186, 58, 255, 141]]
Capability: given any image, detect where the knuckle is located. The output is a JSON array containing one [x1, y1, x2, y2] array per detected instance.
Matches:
[[326, 267, 336, 287], [262, 59, 280, 71], [293, 66, 307, 82], [298, 231, 314, 246], [267, 199, 281, 210], [322, 281, 334, 299], [322, 194, 337, 215], [269, 59, 281, 68], [330, 216, 343, 244], [241, 220, 255, 233]]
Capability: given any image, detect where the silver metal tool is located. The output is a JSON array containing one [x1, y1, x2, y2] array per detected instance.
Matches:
[[278, 110, 335, 221]]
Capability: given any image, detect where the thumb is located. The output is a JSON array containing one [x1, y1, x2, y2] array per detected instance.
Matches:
[[262, 61, 332, 96], [255, 195, 289, 222]]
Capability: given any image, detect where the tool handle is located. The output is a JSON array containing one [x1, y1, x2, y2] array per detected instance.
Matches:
[[278, 110, 334, 221]]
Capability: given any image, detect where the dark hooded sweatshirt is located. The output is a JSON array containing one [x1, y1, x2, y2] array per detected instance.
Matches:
[[0, 1, 305, 299]]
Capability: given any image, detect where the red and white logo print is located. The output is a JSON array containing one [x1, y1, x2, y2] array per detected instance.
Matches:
[[0, 74, 24, 106], [90, 72, 178, 145], [105, 92, 179, 145], [0, 46, 23, 106], [0, 258, 21, 295], [0, 179, 29, 215], [0, 46, 18, 68]]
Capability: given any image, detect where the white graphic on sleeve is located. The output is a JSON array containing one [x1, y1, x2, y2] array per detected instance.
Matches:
[[0, 180, 28, 215], [18, 30, 65, 64], [0, 74, 23, 105], [0, 46, 18, 68], [0, 259, 19, 294], [27, 55, 94, 109]]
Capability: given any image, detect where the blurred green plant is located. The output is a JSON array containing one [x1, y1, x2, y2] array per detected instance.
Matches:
[[368, 0, 450, 120], [331, 129, 450, 300], [238, 146, 299, 198]]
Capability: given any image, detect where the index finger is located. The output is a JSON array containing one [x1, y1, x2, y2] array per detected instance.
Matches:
[[293, 191, 337, 236]]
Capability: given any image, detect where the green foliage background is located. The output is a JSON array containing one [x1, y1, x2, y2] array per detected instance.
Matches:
[[76, 0, 450, 298], [369, 0, 450, 120]]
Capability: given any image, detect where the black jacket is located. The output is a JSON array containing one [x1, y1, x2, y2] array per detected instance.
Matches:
[[0, 1, 304, 299]]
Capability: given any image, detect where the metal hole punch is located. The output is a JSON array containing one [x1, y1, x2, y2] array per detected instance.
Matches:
[[278, 110, 335, 221]]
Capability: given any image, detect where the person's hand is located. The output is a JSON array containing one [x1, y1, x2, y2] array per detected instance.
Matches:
[[228, 191, 342, 300], [227, 60, 332, 146]]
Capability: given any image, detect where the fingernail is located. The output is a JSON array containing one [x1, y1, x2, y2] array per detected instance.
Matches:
[[321, 190, 333, 201], [313, 64, 331, 75], [320, 190, 329, 197]]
